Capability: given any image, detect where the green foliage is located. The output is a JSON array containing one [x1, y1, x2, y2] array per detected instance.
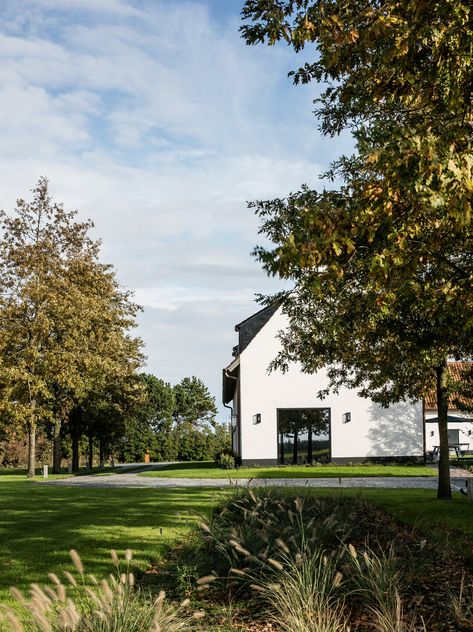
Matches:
[[117, 375, 176, 463], [173, 377, 217, 428], [241, 0, 472, 500], [174, 562, 199, 598], [174, 423, 231, 462], [141, 374, 176, 432], [215, 452, 235, 470], [241, 0, 472, 139], [453, 365, 473, 414], [0, 178, 143, 475], [115, 374, 230, 464]]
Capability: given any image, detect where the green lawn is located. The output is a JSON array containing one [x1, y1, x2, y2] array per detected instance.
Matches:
[[363, 488, 473, 541], [139, 460, 437, 478], [2, 471, 472, 614], [0, 475, 221, 606]]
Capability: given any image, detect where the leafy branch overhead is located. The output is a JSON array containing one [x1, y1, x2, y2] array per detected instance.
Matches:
[[241, 0, 472, 500]]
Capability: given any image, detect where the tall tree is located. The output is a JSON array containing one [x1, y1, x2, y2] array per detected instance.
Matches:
[[0, 178, 143, 476], [118, 374, 176, 463], [49, 246, 143, 473], [173, 376, 217, 428], [0, 179, 92, 476], [241, 0, 472, 499]]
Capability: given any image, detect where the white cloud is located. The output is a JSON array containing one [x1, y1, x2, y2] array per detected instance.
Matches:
[[0, 0, 351, 413]]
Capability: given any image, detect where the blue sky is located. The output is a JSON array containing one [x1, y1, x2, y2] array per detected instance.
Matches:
[[0, 0, 351, 416]]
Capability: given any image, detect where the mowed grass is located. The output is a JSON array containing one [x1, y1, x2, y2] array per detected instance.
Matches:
[[139, 460, 437, 478], [1, 471, 472, 613], [364, 488, 473, 541], [0, 474, 222, 606]]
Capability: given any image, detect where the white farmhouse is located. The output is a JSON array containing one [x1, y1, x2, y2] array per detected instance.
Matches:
[[222, 305, 425, 466]]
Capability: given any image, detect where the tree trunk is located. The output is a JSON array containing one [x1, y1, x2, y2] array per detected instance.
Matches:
[[292, 430, 298, 465], [71, 421, 80, 472], [99, 437, 105, 469], [53, 418, 61, 474], [436, 362, 452, 500], [307, 426, 313, 464], [27, 422, 36, 478], [88, 432, 93, 470]]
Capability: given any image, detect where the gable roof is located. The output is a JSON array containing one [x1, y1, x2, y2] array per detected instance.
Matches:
[[235, 304, 279, 354], [424, 361, 473, 410]]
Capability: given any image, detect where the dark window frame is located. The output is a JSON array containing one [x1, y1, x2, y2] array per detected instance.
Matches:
[[276, 407, 331, 465]]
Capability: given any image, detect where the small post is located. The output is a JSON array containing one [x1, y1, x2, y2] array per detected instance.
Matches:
[[67, 462, 72, 474], [467, 480, 473, 502], [43, 464, 48, 479]]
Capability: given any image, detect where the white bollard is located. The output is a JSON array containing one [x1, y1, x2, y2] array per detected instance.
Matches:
[[43, 464, 48, 479]]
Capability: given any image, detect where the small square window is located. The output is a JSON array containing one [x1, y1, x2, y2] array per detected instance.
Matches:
[[253, 413, 261, 425], [342, 412, 351, 424]]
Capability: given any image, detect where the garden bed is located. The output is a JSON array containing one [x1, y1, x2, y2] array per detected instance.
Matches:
[[143, 489, 473, 631]]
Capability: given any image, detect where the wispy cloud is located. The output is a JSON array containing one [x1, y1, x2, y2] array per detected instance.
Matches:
[[0, 0, 348, 412]]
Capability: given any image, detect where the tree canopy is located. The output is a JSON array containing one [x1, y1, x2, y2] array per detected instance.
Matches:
[[173, 376, 218, 428], [241, 0, 472, 499], [0, 178, 144, 475]]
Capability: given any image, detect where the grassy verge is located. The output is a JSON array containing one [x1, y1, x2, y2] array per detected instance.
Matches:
[[139, 460, 437, 478], [0, 475, 222, 606], [362, 488, 473, 544]]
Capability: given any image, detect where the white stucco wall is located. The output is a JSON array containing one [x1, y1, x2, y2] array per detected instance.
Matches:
[[238, 308, 424, 462], [424, 410, 473, 452]]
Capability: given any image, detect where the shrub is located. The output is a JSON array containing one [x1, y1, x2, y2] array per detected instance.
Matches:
[[196, 490, 424, 631], [174, 562, 199, 598], [196, 489, 362, 585], [215, 452, 235, 470], [230, 549, 348, 632], [346, 543, 404, 632], [197, 491, 353, 631]]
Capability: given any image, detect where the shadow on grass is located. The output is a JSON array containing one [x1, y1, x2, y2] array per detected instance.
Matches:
[[0, 480, 225, 602]]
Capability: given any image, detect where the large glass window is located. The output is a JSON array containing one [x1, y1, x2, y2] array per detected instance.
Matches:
[[277, 408, 330, 465]]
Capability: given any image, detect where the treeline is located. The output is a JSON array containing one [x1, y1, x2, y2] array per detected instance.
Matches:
[[0, 373, 230, 470], [115, 374, 230, 464], [0, 179, 228, 475]]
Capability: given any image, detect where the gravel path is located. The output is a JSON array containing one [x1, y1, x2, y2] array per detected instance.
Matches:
[[41, 464, 472, 491]]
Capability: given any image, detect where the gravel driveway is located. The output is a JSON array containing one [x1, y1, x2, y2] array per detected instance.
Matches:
[[41, 463, 472, 491]]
